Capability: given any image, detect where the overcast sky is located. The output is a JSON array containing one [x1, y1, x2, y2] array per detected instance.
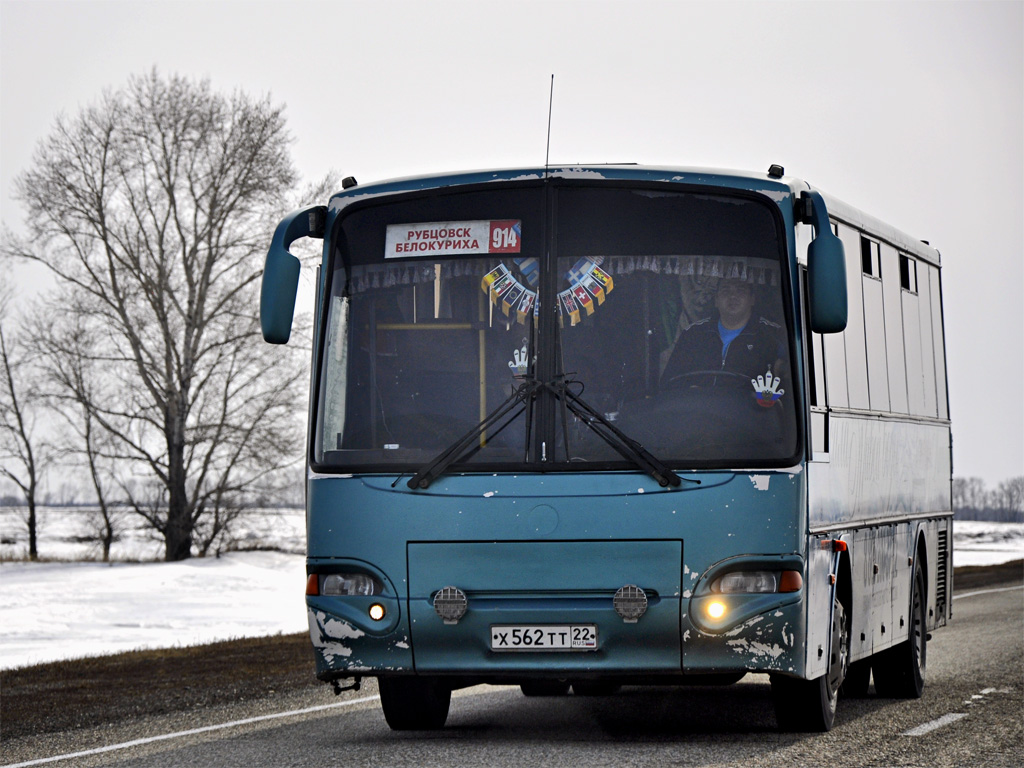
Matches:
[[1, 0, 1021, 486]]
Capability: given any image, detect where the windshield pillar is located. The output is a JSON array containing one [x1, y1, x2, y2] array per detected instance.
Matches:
[[531, 185, 559, 463]]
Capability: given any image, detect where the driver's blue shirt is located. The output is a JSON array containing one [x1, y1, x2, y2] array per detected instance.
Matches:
[[718, 321, 745, 362]]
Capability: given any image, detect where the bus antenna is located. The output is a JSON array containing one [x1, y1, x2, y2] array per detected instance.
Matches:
[[545, 74, 554, 175]]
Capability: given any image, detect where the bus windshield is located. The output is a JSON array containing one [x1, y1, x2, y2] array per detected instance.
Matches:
[[314, 183, 798, 472]]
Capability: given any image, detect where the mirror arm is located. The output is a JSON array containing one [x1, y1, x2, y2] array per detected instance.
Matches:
[[799, 190, 829, 237], [261, 205, 327, 344]]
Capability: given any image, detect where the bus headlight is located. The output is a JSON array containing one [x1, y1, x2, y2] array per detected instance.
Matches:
[[713, 571, 777, 594], [308, 573, 385, 596], [707, 600, 727, 619], [710, 570, 802, 594]]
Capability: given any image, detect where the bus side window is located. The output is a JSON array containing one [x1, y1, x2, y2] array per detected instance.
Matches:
[[916, 265, 939, 417], [902, 276, 926, 416], [905, 264, 942, 421], [863, 246, 890, 412], [884, 248, 909, 414], [901, 260, 941, 418], [810, 329, 829, 457], [803, 266, 829, 457], [840, 228, 868, 409], [928, 265, 949, 420], [821, 225, 851, 408]]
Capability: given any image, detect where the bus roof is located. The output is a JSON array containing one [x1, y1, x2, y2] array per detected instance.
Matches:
[[327, 165, 940, 267], [329, 164, 790, 200]]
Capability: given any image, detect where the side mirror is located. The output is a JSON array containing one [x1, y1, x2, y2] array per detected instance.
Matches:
[[803, 191, 848, 334], [261, 206, 327, 343]]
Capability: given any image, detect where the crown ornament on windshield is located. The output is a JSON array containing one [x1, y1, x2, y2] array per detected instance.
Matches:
[[508, 339, 530, 376], [752, 367, 785, 407]]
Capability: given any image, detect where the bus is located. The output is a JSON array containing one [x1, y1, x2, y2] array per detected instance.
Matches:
[[260, 164, 952, 732]]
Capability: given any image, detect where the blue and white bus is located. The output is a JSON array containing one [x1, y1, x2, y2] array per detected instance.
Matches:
[[261, 165, 952, 732]]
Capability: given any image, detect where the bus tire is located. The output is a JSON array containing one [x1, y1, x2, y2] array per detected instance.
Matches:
[[771, 597, 848, 732], [520, 680, 570, 696], [872, 561, 927, 698], [378, 676, 451, 730]]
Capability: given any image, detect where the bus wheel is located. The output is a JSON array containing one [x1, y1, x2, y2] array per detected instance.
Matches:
[[873, 561, 927, 698], [571, 680, 622, 696], [520, 680, 571, 696], [378, 676, 451, 730], [771, 597, 848, 732]]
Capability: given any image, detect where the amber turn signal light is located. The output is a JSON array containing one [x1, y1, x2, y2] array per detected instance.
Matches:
[[779, 570, 803, 592]]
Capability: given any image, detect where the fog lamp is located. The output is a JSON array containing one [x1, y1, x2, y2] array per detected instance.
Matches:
[[368, 603, 386, 621], [613, 585, 648, 623], [433, 586, 468, 624], [707, 600, 727, 619]]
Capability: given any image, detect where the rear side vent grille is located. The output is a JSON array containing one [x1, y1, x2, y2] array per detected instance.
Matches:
[[935, 528, 949, 617]]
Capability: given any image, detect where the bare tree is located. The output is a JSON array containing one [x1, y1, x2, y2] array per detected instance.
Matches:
[[28, 310, 124, 560], [4, 70, 306, 560], [0, 285, 46, 559], [952, 476, 989, 514], [994, 477, 1024, 518]]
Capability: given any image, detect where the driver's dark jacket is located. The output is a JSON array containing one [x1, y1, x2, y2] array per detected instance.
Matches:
[[661, 315, 786, 387]]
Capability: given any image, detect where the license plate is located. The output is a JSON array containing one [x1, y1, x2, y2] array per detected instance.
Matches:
[[490, 624, 598, 651]]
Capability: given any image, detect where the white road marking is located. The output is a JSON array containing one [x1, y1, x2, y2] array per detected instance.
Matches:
[[901, 583, 1020, 739], [897, 578, 1014, 741], [952, 584, 1023, 600], [3, 696, 381, 768], [903, 684, 1013, 737], [5, 685, 512, 768], [902, 712, 968, 736]]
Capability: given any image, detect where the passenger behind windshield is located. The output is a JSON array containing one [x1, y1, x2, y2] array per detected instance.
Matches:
[[661, 278, 787, 393]]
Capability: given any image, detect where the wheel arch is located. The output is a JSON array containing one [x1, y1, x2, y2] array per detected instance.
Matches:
[[834, 544, 854, 632], [913, 528, 929, 601]]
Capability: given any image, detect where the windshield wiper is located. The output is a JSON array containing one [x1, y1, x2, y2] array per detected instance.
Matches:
[[406, 378, 541, 489], [405, 373, 693, 490], [543, 376, 693, 488]]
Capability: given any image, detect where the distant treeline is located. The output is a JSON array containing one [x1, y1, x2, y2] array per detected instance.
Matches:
[[952, 476, 1024, 523], [953, 507, 1024, 523]]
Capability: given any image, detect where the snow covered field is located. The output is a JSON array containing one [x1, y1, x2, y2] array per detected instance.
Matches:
[[1, 506, 307, 670], [1, 507, 1021, 670]]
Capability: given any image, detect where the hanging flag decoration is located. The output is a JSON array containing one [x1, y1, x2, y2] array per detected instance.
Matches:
[[556, 258, 615, 325], [502, 282, 527, 316], [483, 256, 620, 327], [482, 262, 538, 325], [571, 283, 595, 316], [558, 289, 582, 327], [513, 256, 540, 287], [587, 262, 615, 298], [481, 263, 509, 292], [516, 291, 536, 324]]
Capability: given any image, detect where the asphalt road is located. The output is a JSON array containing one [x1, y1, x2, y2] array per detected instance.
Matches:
[[4, 582, 1021, 768]]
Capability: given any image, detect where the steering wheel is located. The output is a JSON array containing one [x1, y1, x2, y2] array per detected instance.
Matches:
[[665, 370, 752, 388]]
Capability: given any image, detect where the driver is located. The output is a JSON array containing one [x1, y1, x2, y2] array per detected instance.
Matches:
[[661, 278, 786, 388]]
